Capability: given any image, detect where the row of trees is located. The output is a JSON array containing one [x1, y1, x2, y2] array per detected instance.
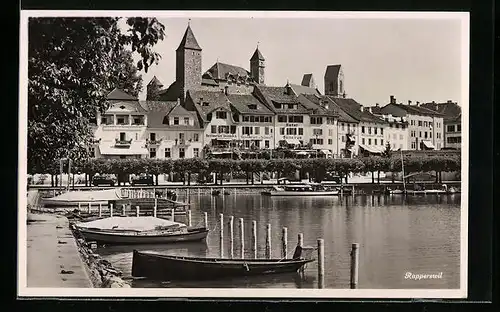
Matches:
[[32, 155, 461, 186]]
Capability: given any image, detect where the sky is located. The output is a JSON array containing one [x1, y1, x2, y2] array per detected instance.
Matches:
[[128, 15, 466, 106]]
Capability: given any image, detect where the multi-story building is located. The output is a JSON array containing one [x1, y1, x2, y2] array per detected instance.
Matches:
[[379, 96, 445, 150], [369, 103, 409, 151], [420, 100, 461, 150]]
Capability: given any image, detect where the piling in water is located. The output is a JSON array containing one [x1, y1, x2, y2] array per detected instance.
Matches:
[[171, 209, 175, 222], [203, 212, 208, 229], [88, 202, 91, 214], [136, 206, 140, 217], [265, 223, 271, 259], [110, 203, 114, 217], [298, 233, 304, 274], [98, 203, 102, 218], [252, 220, 257, 259], [317, 238, 325, 289], [78, 202, 81, 212], [121, 204, 126, 216], [239, 218, 244, 259], [187, 210, 192, 227], [219, 213, 224, 258], [350, 243, 359, 289], [228, 216, 234, 259], [282, 227, 288, 259], [153, 198, 157, 217]]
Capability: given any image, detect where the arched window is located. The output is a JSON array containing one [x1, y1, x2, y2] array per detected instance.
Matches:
[[162, 116, 169, 125]]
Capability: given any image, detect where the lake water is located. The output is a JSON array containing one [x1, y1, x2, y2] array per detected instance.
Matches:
[[96, 193, 461, 289]]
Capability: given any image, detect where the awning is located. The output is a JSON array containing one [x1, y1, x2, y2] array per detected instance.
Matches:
[[321, 149, 332, 155], [285, 139, 301, 145], [296, 151, 308, 156], [99, 143, 148, 156], [422, 140, 435, 149], [359, 144, 382, 154]]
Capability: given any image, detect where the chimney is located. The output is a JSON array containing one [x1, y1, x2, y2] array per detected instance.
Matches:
[[360, 105, 364, 112], [447, 100, 452, 103], [408, 100, 412, 105], [375, 103, 379, 107], [416, 101, 420, 105], [432, 100, 436, 104], [390, 95, 396, 104]]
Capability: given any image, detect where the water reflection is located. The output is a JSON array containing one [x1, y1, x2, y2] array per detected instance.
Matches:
[[96, 194, 461, 289]]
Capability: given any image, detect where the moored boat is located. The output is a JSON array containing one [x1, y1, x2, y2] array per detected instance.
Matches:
[[74, 216, 208, 245], [261, 184, 339, 196], [131, 246, 315, 281]]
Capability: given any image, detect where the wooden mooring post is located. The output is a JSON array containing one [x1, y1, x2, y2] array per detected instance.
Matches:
[[203, 212, 208, 229], [136, 206, 140, 217], [350, 243, 360, 289], [98, 203, 102, 218], [187, 210, 192, 227], [298, 233, 304, 274], [153, 198, 157, 217], [282, 227, 288, 259], [219, 213, 224, 258], [228, 216, 234, 259], [78, 202, 81, 212], [239, 218, 244, 259], [87, 202, 91, 214], [110, 203, 114, 217], [121, 204, 126, 216], [317, 238, 325, 289], [249, 220, 256, 259], [170, 209, 175, 222], [265, 223, 271, 259]]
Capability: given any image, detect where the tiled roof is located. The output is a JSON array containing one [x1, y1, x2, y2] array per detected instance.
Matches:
[[420, 101, 461, 122], [289, 83, 321, 96], [368, 105, 383, 115], [204, 62, 251, 81], [329, 97, 385, 124], [148, 76, 164, 87], [301, 74, 314, 87], [188, 90, 232, 121], [177, 25, 202, 51], [255, 85, 310, 114], [107, 100, 147, 113], [297, 94, 335, 117], [250, 48, 265, 61], [201, 78, 219, 86], [106, 88, 138, 101], [158, 81, 181, 101], [300, 94, 355, 122], [142, 101, 201, 129], [226, 94, 273, 115], [324, 65, 341, 79], [384, 103, 445, 117]]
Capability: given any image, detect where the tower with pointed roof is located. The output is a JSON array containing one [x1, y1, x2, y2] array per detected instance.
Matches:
[[324, 64, 344, 97], [176, 23, 202, 103], [250, 46, 265, 85]]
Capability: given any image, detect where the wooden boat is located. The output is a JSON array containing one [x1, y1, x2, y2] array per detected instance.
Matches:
[[261, 184, 339, 196], [42, 188, 122, 208], [74, 216, 208, 245], [131, 246, 315, 281]]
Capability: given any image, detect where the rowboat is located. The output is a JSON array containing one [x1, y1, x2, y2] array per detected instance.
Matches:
[[261, 184, 339, 196], [74, 216, 208, 245], [131, 246, 315, 281]]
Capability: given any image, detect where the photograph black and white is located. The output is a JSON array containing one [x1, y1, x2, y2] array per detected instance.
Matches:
[[18, 11, 469, 298]]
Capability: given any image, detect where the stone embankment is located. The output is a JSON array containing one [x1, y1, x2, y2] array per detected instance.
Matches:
[[69, 221, 131, 288]]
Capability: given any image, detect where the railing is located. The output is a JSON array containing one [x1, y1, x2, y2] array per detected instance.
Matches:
[[115, 138, 133, 146], [175, 139, 191, 146], [146, 138, 163, 145]]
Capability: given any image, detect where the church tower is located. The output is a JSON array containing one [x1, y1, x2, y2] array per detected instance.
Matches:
[[250, 46, 265, 85], [324, 64, 345, 97], [176, 23, 202, 103]]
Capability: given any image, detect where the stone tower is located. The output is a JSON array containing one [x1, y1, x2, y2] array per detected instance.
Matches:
[[176, 24, 202, 103], [146, 76, 164, 100], [324, 64, 345, 97], [250, 47, 265, 85]]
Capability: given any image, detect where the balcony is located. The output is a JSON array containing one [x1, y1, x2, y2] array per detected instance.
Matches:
[[147, 138, 163, 145], [175, 139, 191, 146], [115, 138, 132, 147]]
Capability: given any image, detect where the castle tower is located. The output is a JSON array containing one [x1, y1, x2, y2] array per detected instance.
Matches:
[[146, 76, 164, 100], [250, 46, 265, 85], [176, 24, 202, 103], [301, 73, 315, 88], [324, 64, 344, 97]]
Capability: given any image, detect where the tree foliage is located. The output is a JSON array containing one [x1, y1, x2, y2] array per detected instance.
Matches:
[[28, 17, 165, 173]]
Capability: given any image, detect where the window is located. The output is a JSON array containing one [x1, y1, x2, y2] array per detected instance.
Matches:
[[89, 147, 95, 158], [310, 138, 324, 145], [341, 123, 345, 131], [395, 124, 399, 129], [374, 128, 378, 135], [280, 128, 285, 135], [243, 116, 250, 122], [447, 125, 455, 132], [211, 125, 217, 133], [328, 139, 333, 145], [362, 138, 365, 145], [278, 115, 287, 123], [424, 121, 428, 127], [265, 127, 269, 135], [164, 148, 171, 158], [381, 128, 384, 135], [457, 124, 461, 132], [244, 140, 250, 148], [150, 133, 156, 141], [193, 133, 199, 142], [287, 104, 295, 109], [430, 132, 432, 138], [328, 129, 333, 136], [230, 125, 236, 134], [255, 127, 260, 135], [286, 128, 297, 135], [341, 135, 345, 142], [101, 117, 107, 124], [254, 140, 260, 148], [133, 117, 142, 125], [288, 115, 303, 123], [216, 111, 227, 119], [242, 127, 253, 135], [401, 124, 406, 129], [179, 148, 185, 159], [419, 131, 422, 138], [368, 138, 372, 145], [298, 128, 304, 135], [149, 148, 156, 158], [424, 132, 428, 139], [193, 148, 199, 158], [179, 133, 185, 143], [184, 117, 190, 125], [381, 139, 384, 145], [368, 127, 372, 135], [265, 140, 270, 148], [418, 121, 422, 126], [119, 132, 126, 141], [374, 139, 377, 145], [313, 129, 323, 136], [311, 117, 323, 124], [411, 142, 416, 149], [218, 125, 230, 133]]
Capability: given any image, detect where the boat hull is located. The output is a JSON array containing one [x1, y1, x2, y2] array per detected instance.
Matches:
[[77, 227, 208, 245], [132, 251, 315, 281], [261, 191, 339, 196]]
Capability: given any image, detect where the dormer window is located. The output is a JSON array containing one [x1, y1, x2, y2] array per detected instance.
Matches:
[[248, 104, 257, 110], [173, 117, 179, 125], [184, 117, 189, 125], [216, 111, 227, 119], [288, 104, 295, 109]]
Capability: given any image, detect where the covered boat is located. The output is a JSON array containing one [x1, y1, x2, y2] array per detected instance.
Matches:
[[42, 188, 123, 208], [261, 184, 339, 196], [74, 216, 208, 245], [131, 246, 315, 281]]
